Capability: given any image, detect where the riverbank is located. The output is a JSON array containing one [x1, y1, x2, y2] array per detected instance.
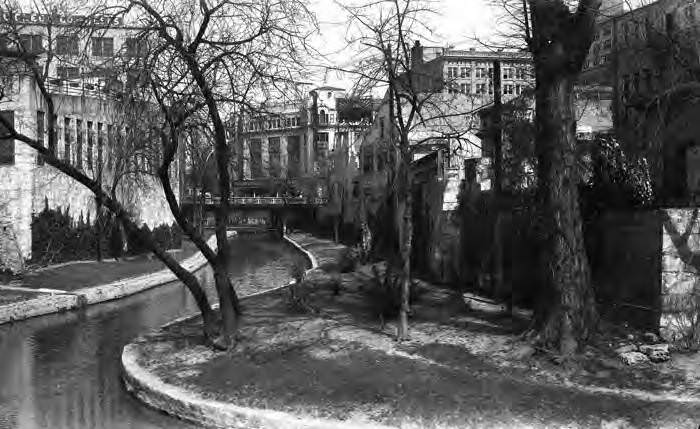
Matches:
[[122, 234, 700, 429], [0, 232, 232, 325]]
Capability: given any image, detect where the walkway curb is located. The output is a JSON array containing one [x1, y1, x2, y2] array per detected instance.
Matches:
[[0, 233, 232, 325], [121, 234, 377, 429]]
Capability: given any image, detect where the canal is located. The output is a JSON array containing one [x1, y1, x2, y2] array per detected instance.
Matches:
[[0, 235, 298, 429]]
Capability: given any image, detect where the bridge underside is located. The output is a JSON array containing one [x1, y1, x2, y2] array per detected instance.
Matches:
[[181, 201, 320, 234]]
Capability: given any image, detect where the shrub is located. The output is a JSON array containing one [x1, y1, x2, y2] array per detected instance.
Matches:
[[170, 223, 183, 248], [661, 293, 700, 350], [109, 221, 124, 259], [287, 256, 317, 313], [363, 264, 422, 328]]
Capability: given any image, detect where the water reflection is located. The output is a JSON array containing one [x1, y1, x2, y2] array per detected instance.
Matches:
[[0, 235, 295, 429]]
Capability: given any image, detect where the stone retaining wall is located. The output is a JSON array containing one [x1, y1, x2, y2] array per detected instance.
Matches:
[[0, 232, 229, 325]]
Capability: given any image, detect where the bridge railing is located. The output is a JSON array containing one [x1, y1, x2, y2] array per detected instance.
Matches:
[[182, 195, 328, 206]]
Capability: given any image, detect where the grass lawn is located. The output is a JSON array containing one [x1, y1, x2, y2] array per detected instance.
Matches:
[[135, 262, 700, 429], [18, 238, 205, 292]]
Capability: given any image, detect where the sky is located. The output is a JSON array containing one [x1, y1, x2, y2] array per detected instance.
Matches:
[[308, 0, 503, 90]]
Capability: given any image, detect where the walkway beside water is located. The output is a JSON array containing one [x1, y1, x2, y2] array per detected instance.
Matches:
[[0, 232, 230, 325], [0, 234, 298, 429]]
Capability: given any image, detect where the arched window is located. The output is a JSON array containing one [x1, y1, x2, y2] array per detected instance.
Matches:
[[319, 109, 328, 125]]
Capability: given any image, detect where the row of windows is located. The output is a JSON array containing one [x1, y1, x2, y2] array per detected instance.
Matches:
[[447, 82, 525, 96], [446, 66, 528, 80], [0, 34, 144, 58], [247, 115, 302, 132], [33, 112, 156, 173]]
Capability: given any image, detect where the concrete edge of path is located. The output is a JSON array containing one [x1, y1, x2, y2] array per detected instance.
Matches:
[[0, 232, 233, 326], [121, 341, 390, 429], [121, 234, 394, 429]]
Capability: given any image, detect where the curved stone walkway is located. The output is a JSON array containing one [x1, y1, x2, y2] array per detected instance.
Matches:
[[0, 232, 233, 325]]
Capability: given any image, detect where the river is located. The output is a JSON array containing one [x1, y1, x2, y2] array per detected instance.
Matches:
[[0, 235, 298, 429]]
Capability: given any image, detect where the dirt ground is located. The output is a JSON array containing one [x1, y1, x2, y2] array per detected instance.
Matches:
[[134, 262, 700, 429]]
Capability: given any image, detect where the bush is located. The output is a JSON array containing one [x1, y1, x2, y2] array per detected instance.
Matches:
[[109, 221, 124, 259], [363, 264, 422, 328], [661, 293, 700, 350], [30, 200, 181, 264]]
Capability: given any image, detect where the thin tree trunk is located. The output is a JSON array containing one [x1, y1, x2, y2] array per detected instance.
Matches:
[[397, 159, 412, 341], [533, 75, 598, 355]]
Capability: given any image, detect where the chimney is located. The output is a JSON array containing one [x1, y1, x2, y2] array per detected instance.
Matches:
[[411, 40, 424, 69]]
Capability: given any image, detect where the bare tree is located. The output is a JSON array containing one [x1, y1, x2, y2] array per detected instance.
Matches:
[[340, 0, 483, 340], [115, 0, 316, 348], [0, 0, 316, 349]]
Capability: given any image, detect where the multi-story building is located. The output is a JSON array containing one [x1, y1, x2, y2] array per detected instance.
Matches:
[[581, 0, 700, 201], [0, 12, 177, 270], [410, 42, 533, 105], [230, 86, 374, 195]]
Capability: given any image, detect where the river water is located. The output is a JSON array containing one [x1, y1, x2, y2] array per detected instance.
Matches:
[[0, 235, 297, 429]]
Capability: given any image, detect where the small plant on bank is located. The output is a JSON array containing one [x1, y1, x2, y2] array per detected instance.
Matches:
[[287, 257, 317, 314], [662, 293, 700, 350], [364, 264, 423, 331]]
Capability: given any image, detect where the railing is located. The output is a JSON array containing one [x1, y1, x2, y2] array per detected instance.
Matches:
[[182, 195, 328, 206]]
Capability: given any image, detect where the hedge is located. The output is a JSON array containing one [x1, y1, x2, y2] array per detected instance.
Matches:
[[31, 198, 183, 265]]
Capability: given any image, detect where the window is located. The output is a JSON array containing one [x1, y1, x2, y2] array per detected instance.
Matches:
[[97, 123, 103, 172], [476, 83, 486, 94], [57, 66, 80, 80], [666, 12, 674, 34], [622, 75, 631, 99], [460, 83, 470, 94], [603, 27, 612, 36], [87, 121, 94, 170], [643, 68, 652, 92], [269, 137, 281, 178], [379, 117, 385, 138], [319, 110, 328, 125], [515, 84, 522, 95], [124, 38, 143, 57], [603, 39, 612, 49], [503, 84, 514, 95], [475, 67, 486, 79], [76, 119, 83, 169], [92, 37, 114, 57], [36, 111, 45, 165], [64, 118, 71, 163], [106, 124, 113, 170], [0, 111, 14, 165], [447, 66, 458, 78], [56, 36, 78, 55], [600, 54, 608, 63], [19, 34, 42, 53], [250, 138, 262, 177], [515, 67, 526, 79], [50, 114, 57, 156], [633, 72, 640, 92], [460, 67, 470, 78], [684, 4, 695, 23], [330, 113, 335, 124], [503, 68, 515, 79]]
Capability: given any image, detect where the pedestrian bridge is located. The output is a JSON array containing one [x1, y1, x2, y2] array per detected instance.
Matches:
[[180, 194, 328, 232], [180, 195, 328, 208]]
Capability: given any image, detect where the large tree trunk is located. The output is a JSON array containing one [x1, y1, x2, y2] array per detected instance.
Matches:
[[533, 75, 598, 355]]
